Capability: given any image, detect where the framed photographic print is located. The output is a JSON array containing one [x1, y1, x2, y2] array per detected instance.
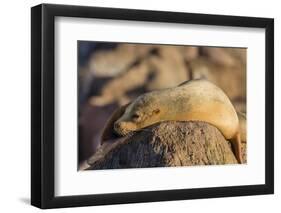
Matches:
[[31, 3, 274, 209]]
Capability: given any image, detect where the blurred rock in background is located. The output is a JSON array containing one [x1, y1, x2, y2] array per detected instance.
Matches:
[[78, 41, 246, 163]]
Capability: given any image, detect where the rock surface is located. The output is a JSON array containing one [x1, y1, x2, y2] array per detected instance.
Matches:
[[86, 121, 247, 170]]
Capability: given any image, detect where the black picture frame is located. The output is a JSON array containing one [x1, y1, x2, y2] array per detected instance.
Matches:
[[31, 3, 274, 209]]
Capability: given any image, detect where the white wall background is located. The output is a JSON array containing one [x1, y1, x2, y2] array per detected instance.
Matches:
[[0, 0, 279, 212]]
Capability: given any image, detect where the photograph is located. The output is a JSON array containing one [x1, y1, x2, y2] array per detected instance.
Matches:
[[30, 3, 274, 209], [78, 42, 247, 170]]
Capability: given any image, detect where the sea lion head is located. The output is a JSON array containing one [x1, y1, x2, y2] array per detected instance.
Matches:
[[114, 93, 162, 136]]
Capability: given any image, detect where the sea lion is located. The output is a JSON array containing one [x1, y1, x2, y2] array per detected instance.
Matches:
[[237, 111, 247, 143], [101, 79, 244, 163]]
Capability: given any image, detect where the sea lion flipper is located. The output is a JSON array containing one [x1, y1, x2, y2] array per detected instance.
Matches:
[[237, 111, 247, 143], [100, 103, 131, 144], [230, 132, 243, 164]]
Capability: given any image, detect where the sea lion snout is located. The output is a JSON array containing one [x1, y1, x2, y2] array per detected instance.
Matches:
[[114, 120, 137, 136]]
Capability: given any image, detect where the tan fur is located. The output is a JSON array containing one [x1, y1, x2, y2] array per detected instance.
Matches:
[[102, 79, 244, 163], [237, 111, 247, 143]]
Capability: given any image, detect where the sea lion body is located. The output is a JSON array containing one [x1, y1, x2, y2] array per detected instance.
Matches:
[[115, 80, 239, 139], [237, 111, 247, 143], [103, 79, 243, 163]]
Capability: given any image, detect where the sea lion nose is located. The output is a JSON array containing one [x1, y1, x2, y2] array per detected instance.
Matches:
[[114, 121, 127, 136], [114, 121, 124, 131], [114, 122, 120, 130]]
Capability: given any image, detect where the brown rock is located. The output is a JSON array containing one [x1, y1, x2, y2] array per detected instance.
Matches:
[[86, 121, 246, 170]]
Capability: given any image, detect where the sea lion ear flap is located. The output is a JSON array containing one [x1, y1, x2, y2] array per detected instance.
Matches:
[[100, 102, 131, 145], [152, 108, 160, 115]]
